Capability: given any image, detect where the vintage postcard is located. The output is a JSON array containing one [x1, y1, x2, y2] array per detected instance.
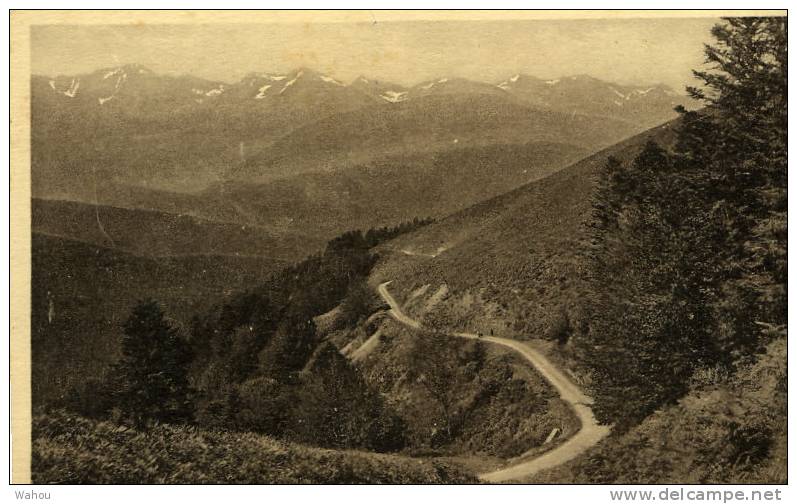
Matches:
[[9, 9, 787, 486]]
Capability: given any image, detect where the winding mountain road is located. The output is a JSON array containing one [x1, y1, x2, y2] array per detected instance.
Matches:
[[377, 281, 611, 483]]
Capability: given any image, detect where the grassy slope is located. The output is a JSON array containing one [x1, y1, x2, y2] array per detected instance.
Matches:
[[32, 198, 324, 260], [369, 118, 786, 484], [371, 120, 679, 338], [234, 93, 639, 183], [31, 233, 283, 408], [213, 141, 589, 238], [33, 411, 477, 484], [34, 139, 588, 249]]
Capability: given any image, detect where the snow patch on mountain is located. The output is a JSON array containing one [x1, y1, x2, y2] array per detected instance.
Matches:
[[98, 73, 127, 105], [509, 74, 520, 83], [610, 87, 626, 99], [545, 79, 560, 85], [438, 78, 449, 84], [381, 91, 408, 103], [205, 85, 225, 97], [103, 69, 124, 80], [320, 75, 344, 86], [279, 71, 303, 94], [50, 78, 80, 98], [420, 81, 435, 90], [246, 73, 287, 85], [255, 84, 271, 99], [63, 79, 80, 98]]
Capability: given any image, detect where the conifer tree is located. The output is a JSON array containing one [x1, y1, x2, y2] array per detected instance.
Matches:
[[581, 17, 786, 425], [113, 299, 193, 427], [678, 16, 787, 344]]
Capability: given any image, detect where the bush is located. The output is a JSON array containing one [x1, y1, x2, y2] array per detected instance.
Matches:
[[234, 377, 291, 435], [64, 376, 115, 420], [338, 279, 378, 328], [535, 339, 786, 484], [545, 308, 572, 345]]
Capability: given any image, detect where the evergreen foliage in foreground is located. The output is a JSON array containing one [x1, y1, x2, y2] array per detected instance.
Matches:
[[579, 17, 786, 428], [63, 218, 433, 451]]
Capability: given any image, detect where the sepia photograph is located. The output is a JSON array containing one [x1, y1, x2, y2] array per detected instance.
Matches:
[[8, 8, 788, 488]]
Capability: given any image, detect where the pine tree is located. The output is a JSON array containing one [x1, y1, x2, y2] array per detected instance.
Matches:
[[581, 142, 716, 426], [112, 299, 193, 427], [678, 16, 787, 346], [580, 17, 786, 425]]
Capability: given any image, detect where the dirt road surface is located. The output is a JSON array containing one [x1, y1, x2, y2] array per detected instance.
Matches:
[[377, 281, 611, 482]]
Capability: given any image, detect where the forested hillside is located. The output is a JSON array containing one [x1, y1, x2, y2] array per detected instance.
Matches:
[[577, 16, 786, 429], [368, 17, 786, 483], [36, 220, 434, 454], [543, 17, 786, 483], [31, 233, 284, 408]]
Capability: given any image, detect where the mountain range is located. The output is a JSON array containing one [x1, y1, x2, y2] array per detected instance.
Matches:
[[36, 64, 686, 124], [32, 64, 693, 208], [30, 64, 692, 419]]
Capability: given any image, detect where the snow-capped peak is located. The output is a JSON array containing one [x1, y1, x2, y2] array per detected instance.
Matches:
[[244, 73, 287, 85], [100, 64, 151, 80], [104, 68, 124, 80]]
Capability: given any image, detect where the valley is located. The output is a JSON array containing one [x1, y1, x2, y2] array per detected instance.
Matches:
[[26, 14, 786, 485]]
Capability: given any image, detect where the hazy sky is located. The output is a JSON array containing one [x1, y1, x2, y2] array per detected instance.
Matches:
[[31, 16, 722, 91]]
